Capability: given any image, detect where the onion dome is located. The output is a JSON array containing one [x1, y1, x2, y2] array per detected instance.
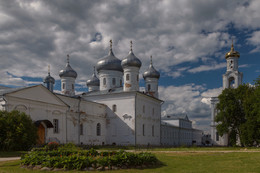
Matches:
[[96, 40, 123, 73], [225, 40, 240, 59], [44, 65, 55, 84], [86, 67, 100, 86], [121, 41, 142, 68], [143, 56, 160, 79], [59, 55, 77, 78]]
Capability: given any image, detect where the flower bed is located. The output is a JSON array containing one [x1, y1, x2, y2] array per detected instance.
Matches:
[[21, 144, 160, 171]]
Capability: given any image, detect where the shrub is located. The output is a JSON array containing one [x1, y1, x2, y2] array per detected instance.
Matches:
[[46, 142, 59, 151], [0, 110, 37, 151]]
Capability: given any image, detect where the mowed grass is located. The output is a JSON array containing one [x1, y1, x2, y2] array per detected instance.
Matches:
[[0, 150, 260, 173]]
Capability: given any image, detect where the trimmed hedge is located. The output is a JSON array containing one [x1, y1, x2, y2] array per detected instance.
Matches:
[[21, 146, 159, 170]]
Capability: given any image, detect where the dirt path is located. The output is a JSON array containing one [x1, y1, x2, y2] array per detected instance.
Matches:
[[0, 157, 20, 162]]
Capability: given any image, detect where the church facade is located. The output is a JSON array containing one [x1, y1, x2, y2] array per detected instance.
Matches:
[[210, 42, 243, 146], [0, 40, 203, 146]]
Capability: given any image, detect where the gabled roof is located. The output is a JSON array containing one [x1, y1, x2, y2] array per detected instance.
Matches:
[[2, 85, 69, 107]]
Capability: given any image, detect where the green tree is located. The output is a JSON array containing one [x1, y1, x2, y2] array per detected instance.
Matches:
[[0, 110, 38, 151], [215, 76, 260, 146]]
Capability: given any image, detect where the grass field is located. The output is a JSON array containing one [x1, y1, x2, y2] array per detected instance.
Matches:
[[0, 148, 260, 173]]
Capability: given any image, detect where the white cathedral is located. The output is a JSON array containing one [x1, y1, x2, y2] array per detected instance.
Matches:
[[0, 40, 203, 146], [210, 41, 243, 146]]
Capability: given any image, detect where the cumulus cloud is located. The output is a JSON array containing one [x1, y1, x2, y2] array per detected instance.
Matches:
[[0, 0, 259, 86], [159, 84, 220, 133]]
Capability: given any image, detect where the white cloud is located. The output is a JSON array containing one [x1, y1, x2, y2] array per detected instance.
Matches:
[[188, 63, 226, 73], [159, 84, 218, 133], [247, 31, 260, 53]]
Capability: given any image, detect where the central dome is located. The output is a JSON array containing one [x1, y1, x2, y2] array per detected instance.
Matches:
[[96, 45, 123, 73], [121, 43, 142, 68]]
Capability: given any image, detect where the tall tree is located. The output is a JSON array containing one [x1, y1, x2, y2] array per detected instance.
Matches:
[[215, 76, 260, 146], [0, 110, 38, 151]]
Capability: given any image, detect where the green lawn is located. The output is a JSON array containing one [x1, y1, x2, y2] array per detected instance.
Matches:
[[0, 150, 260, 173]]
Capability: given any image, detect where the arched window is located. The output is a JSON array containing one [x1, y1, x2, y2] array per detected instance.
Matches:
[[112, 104, 117, 112], [97, 123, 101, 136], [148, 84, 151, 91], [143, 124, 145, 136], [112, 78, 116, 85], [228, 77, 235, 88], [152, 125, 154, 137], [103, 78, 106, 85], [126, 74, 130, 81]]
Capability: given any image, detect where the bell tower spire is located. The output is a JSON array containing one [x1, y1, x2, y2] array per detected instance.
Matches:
[[223, 40, 243, 89]]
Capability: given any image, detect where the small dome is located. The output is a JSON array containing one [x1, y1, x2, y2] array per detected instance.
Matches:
[[225, 42, 240, 59], [59, 55, 77, 78], [87, 67, 100, 86], [43, 65, 55, 84], [44, 74, 55, 84], [143, 56, 160, 79], [96, 40, 123, 73], [121, 41, 142, 68]]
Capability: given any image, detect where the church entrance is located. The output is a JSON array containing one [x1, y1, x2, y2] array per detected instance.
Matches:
[[37, 124, 45, 144]]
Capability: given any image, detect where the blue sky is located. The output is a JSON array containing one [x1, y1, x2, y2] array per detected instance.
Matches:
[[0, 0, 259, 133]]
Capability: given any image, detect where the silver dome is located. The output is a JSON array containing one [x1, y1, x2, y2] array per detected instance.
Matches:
[[87, 67, 100, 86], [143, 56, 160, 79], [121, 50, 142, 68], [59, 56, 77, 78], [96, 49, 123, 72], [44, 74, 55, 84]]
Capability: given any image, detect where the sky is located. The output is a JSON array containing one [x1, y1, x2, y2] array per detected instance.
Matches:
[[0, 0, 260, 133]]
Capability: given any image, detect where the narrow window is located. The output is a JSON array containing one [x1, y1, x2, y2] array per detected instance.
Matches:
[[216, 132, 219, 141], [80, 124, 83, 135], [152, 125, 154, 137], [143, 105, 145, 113], [120, 79, 122, 86], [112, 104, 117, 112], [97, 123, 101, 136], [137, 75, 139, 81], [143, 124, 145, 136], [62, 83, 65, 89], [72, 84, 74, 90], [112, 78, 116, 85], [152, 108, 155, 116], [148, 84, 151, 91], [53, 119, 59, 133], [126, 74, 130, 81], [103, 78, 106, 85]]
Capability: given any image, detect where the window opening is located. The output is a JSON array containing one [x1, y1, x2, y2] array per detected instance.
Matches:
[[53, 119, 59, 133], [97, 123, 101, 136]]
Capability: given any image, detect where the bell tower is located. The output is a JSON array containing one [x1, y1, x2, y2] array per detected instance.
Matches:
[[222, 41, 243, 89]]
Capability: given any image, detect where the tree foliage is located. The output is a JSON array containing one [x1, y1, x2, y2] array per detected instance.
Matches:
[[215, 76, 260, 146], [0, 110, 38, 151]]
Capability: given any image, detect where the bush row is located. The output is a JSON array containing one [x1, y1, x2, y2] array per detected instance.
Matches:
[[21, 148, 159, 170]]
